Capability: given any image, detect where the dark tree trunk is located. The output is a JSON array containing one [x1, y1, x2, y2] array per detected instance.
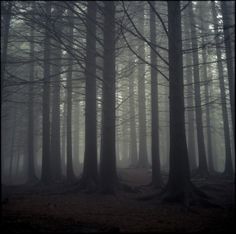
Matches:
[[212, 2, 233, 178], [189, 3, 208, 177], [82, 1, 98, 187], [41, 2, 52, 184], [50, 6, 63, 182], [164, 1, 190, 202], [1, 1, 12, 96], [221, 1, 235, 141], [66, 8, 76, 182], [150, 1, 162, 187], [28, 3, 37, 182], [183, 13, 197, 172], [99, 1, 117, 194], [137, 2, 149, 168]]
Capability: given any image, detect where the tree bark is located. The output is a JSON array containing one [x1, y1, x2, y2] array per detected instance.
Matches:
[[164, 1, 190, 201], [66, 8, 76, 182], [137, 2, 149, 168], [50, 6, 63, 182], [221, 1, 235, 141], [100, 1, 117, 193], [41, 2, 52, 184], [82, 1, 98, 187], [150, 1, 162, 187]]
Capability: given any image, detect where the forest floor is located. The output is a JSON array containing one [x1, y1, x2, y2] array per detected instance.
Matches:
[[1, 168, 235, 233]]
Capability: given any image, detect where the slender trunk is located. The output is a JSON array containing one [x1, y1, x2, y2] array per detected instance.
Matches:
[[221, 1, 235, 141], [66, 8, 76, 182], [41, 2, 52, 184], [183, 13, 197, 172], [128, 57, 138, 166], [82, 1, 98, 185], [137, 2, 148, 168], [1, 1, 12, 96], [28, 3, 37, 181], [201, 47, 214, 173], [150, 1, 162, 186], [189, 3, 208, 177], [212, 2, 233, 177], [100, 1, 117, 193]]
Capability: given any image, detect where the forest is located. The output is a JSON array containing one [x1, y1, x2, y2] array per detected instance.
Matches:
[[1, 1, 235, 233]]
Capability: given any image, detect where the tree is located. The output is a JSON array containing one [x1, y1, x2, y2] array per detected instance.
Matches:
[[41, 2, 52, 184], [188, 2, 208, 177], [27, 2, 37, 183], [50, 5, 63, 182], [150, 1, 162, 187], [137, 2, 149, 168], [183, 13, 197, 172], [211, 1, 233, 177], [164, 1, 190, 202], [99, 1, 117, 193], [81, 1, 98, 188], [221, 1, 235, 141], [66, 7, 77, 182], [1, 1, 12, 99]]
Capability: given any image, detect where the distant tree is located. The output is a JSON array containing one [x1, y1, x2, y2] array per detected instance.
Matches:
[[137, 2, 149, 168], [41, 2, 52, 184], [188, 2, 208, 178], [149, 1, 162, 187]]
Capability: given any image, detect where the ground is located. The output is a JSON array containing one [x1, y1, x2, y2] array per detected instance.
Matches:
[[1, 168, 235, 233]]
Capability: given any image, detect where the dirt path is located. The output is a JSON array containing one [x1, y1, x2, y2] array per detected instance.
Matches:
[[2, 168, 235, 233]]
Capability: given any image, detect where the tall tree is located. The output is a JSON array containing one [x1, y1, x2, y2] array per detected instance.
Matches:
[[183, 13, 197, 171], [137, 2, 149, 168], [128, 54, 138, 167], [100, 1, 117, 193], [27, 2, 37, 183], [1, 1, 12, 99], [66, 7, 76, 182], [212, 1, 233, 177], [50, 5, 63, 182], [150, 1, 162, 187], [164, 1, 190, 202], [189, 2, 208, 177], [41, 2, 52, 184], [81, 1, 98, 188], [221, 1, 235, 141]]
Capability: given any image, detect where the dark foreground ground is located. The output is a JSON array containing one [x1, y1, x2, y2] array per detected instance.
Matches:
[[1, 169, 235, 233]]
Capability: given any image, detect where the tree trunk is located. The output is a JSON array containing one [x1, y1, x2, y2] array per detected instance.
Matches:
[[212, 2, 233, 177], [164, 1, 190, 202], [183, 12, 197, 172], [189, 2, 208, 177], [221, 1, 235, 141], [128, 56, 138, 167], [82, 1, 98, 187], [50, 6, 63, 182], [66, 8, 76, 182], [137, 2, 149, 168], [100, 1, 117, 193], [28, 2, 37, 182], [150, 1, 162, 187], [1, 1, 12, 97], [41, 2, 52, 184]]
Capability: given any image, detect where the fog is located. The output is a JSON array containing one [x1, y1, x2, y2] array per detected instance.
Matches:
[[2, 1, 235, 232]]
